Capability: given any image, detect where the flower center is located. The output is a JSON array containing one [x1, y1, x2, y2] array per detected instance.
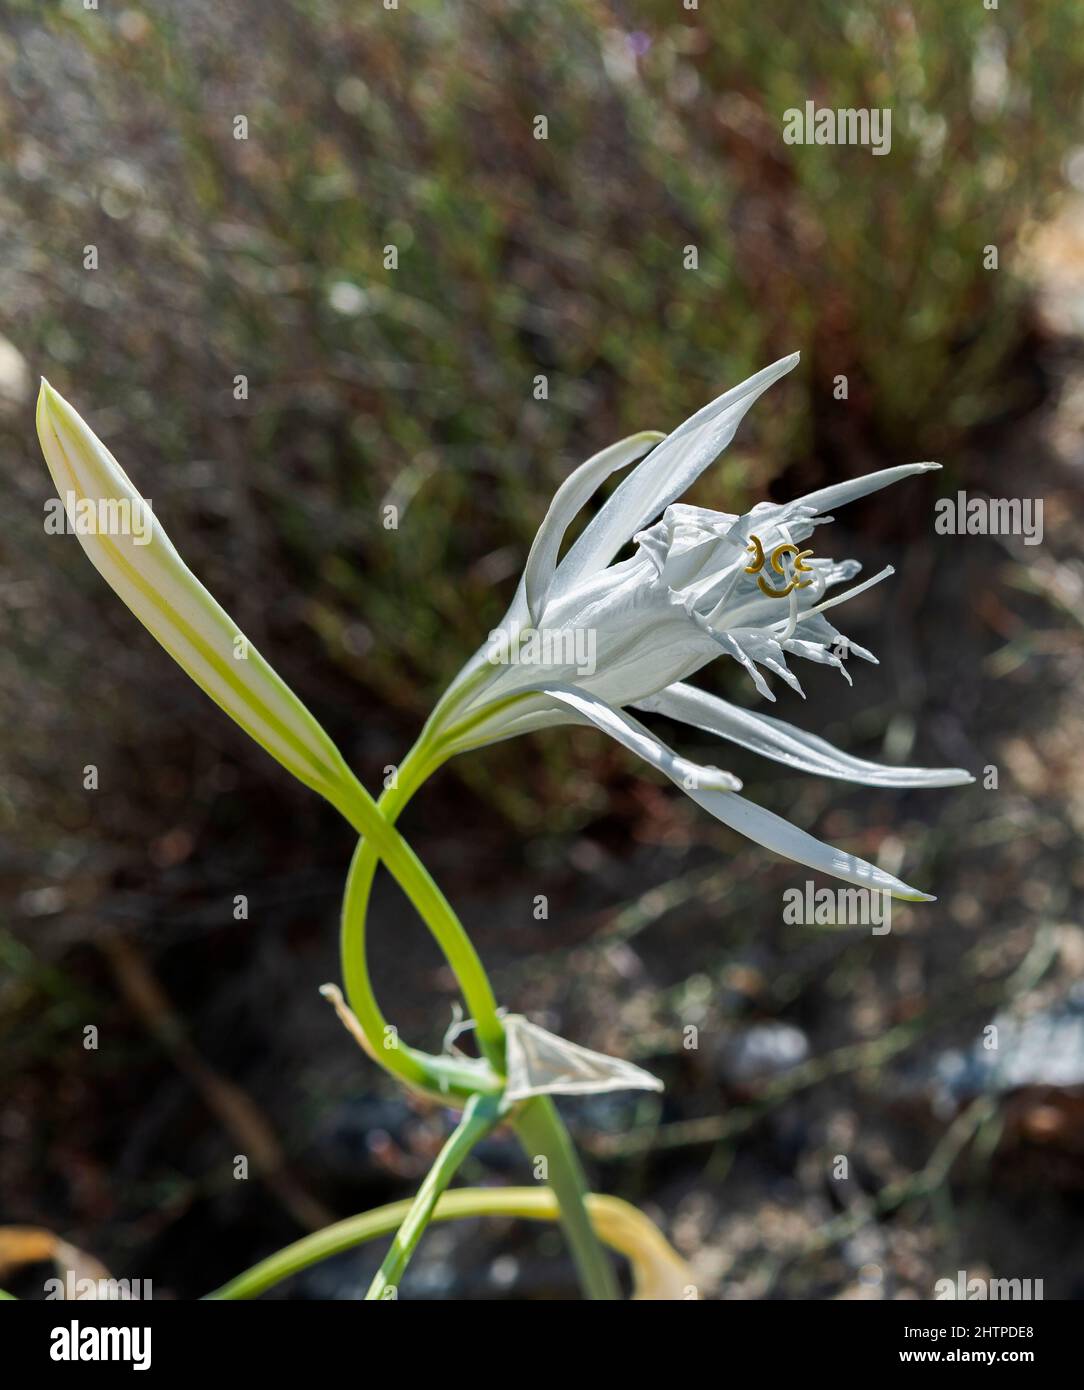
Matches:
[[744, 534, 815, 598]]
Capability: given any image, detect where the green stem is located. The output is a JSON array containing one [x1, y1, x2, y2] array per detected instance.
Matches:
[[337, 706, 528, 1082], [365, 1093, 500, 1300], [333, 752, 505, 1076], [337, 744, 441, 1083], [512, 1096, 620, 1301], [205, 1187, 643, 1301], [339, 833, 499, 1101], [339, 725, 619, 1300]]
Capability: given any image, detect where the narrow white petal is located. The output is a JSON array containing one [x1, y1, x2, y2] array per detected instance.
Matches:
[[503, 1014, 664, 1101], [710, 631, 777, 702], [524, 431, 663, 625], [726, 630, 806, 697], [552, 354, 800, 597], [542, 685, 934, 900], [686, 785, 935, 900], [780, 638, 853, 684], [780, 611, 878, 664], [792, 461, 940, 516], [36, 382, 358, 812], [541, 683, 742, 790], [635, 684, 974, 788]]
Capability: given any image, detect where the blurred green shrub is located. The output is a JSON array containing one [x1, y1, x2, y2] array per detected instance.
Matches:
[[0, 0, 1079, 836]]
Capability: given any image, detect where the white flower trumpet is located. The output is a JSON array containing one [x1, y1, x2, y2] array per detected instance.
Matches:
[[424, 353, 971, 902]]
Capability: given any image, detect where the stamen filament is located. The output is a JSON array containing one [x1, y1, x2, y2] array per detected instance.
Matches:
[[796, 565, 895, 622]]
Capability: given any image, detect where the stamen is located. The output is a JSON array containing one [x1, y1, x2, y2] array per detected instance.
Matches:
[[795, 565, 895, 622], [757, 542, 808, 598], [757, 573, 799, 598], [744, 534, 766, 573], [747, 535, 817, 599], [779, 585, 800, 640]]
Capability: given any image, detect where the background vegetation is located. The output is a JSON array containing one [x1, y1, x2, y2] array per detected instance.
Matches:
[[2, 0, 1083, 1298]]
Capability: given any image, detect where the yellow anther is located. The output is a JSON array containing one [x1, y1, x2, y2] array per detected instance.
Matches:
[[757, 573, 799, 599], [744, 534, 766, 574], [756, 542, 816, 598], [746, 536, 816, 597]]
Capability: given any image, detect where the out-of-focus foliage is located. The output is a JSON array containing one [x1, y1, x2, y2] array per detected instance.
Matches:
[[637, 0, 1080, 438], [1, 1, 1078, 811]]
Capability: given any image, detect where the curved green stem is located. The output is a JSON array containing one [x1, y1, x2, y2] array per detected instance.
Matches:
[[205, 1187, 671, 1301], [365, 1092, 500, 1300], [337, 714, 620, 1300], [337, 697, 534, 1085], [334, 746, 505, 1077], [340, 826, 495, 1099]]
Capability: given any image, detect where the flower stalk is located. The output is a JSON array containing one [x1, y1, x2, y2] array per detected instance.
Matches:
[[365, 1092, 502, 1300], [511, 1096, 621, 1301]]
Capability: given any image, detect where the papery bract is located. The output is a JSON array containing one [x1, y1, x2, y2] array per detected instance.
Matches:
[[502, 1015, 664, 1102]]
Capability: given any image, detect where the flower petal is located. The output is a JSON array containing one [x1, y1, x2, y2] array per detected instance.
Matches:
[[503, 1014, 664, 1101], [635, 683, 974, 788], [541, 684, 934, 900], [551, 354, 800, 600], [524, 431, 663, 625], [685, 786, 935, 901], [541, 682, 743, 790], [790, 461, 941, 517], [36, 382, 359, 812], [710, 631, 777, 701]]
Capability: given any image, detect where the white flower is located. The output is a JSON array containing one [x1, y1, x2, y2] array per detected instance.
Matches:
[[425, 353, 971, 901]]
